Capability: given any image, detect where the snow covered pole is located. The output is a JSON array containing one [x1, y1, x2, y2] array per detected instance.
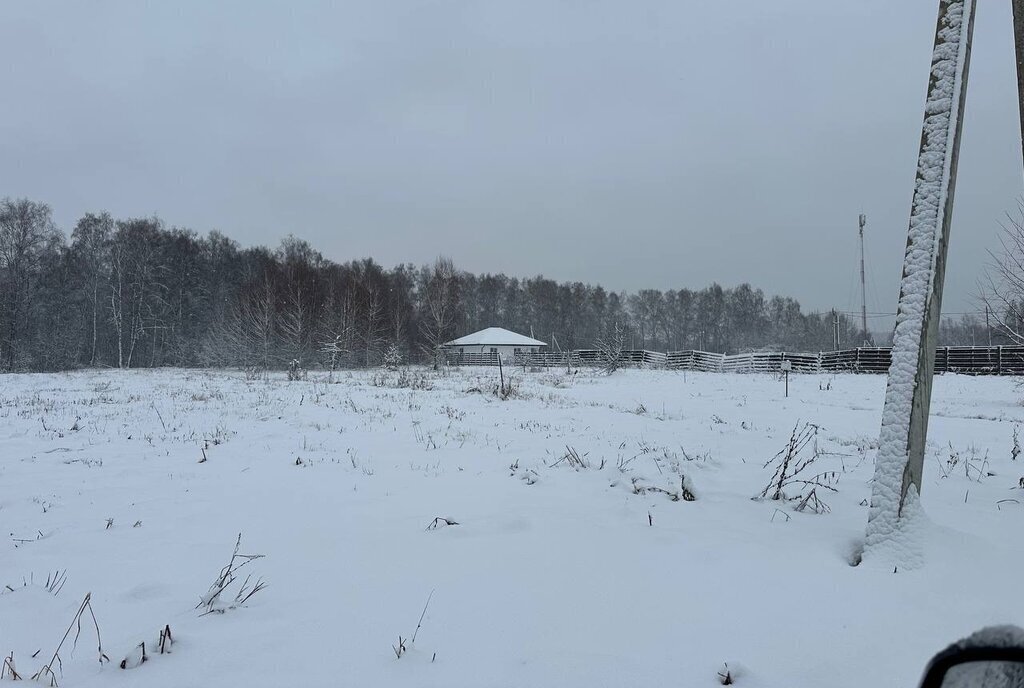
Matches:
[[864, 0, 975, 564], [1015, 0, 1024, 172]]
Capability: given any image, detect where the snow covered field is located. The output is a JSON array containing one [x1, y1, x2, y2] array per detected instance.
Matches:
[[1, 367, 1021, 687]]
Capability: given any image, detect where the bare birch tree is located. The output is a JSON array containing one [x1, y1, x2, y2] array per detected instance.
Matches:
[[418, 257, 460, 369], [71, 213, 113, 366], [981, 202, 1024, 342]]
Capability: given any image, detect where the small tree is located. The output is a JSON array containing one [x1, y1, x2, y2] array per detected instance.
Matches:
[[596, 322, 625, 374], [321, 333, 350, 378], [382, 342, 402, 370]]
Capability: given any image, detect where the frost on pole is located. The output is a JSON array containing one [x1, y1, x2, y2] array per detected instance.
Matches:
[[863, 0, 975, 566]]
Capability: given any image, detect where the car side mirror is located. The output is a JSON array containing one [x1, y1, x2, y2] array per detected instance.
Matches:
[[919, 645, 1024, 688]]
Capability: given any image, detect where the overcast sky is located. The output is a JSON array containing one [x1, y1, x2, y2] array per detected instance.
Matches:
[[1, 1, 1021, 326]]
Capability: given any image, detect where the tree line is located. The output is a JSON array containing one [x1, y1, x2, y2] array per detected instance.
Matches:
[[1, 197, 884, 372]]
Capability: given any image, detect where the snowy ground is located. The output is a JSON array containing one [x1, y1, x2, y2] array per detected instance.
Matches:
[[1, 367, 1021, 687]]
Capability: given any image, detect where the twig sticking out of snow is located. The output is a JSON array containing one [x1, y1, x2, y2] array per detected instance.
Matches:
[[393, 590, 435, 659], [151, 402, 166, 432], [2, 652, 22, 680], [426, 517, 459, 531], [794, 488, 831, 515], [718, 663, 734, 685], [5, 570, 68, 597], [412, 589, 434, 644], [196, 533, 266, 614], [551, 445, 588, 469], [43, 570, 67, 596], [119, 625, 174, 670], [32, 592, 109, 685]]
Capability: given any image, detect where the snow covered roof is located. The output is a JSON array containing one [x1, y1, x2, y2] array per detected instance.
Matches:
[[443, 327, 547, 348]]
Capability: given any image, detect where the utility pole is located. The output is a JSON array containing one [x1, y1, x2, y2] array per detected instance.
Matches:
[[864, 0, 975, 564], [985, 305, 992, 346], [832, 309, 840, 350], [859, 214, 869, 344], [1014, 0, 1024, 173]]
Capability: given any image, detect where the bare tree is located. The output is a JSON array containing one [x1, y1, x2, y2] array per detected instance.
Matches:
[[70, 213, 113, 366], [981, 202, 1024, 343], [200, 300, 246, 367], [596, 321, 625, 374], [108, 219, 168, 368], [278, 283, 309, 365], [277, 236, 325, 366], [361, 284, 385, 366], [418, 257, 460, 369], [0, 199, 62, 369], [320, 285, 358, 372], [242, 275, 276, 370]]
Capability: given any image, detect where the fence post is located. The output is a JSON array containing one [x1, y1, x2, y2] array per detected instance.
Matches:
[[998, 345, 1003, 375]]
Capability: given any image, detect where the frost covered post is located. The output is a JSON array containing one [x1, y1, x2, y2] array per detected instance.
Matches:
[[864, 0, 975, 562], [1015, 0, 1024, 169]]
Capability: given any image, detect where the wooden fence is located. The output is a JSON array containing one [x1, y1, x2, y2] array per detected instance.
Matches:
[[666, 346, 1024, 375], [445, 345, 1024, 375], [444, 349, 668, 368]]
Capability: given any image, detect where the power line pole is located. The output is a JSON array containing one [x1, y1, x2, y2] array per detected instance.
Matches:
[[985, 305, 992, 346], [832, 309, 840, 350], [859, 214, 868, 343], [1014, 0, 1024, 173], [864, 0, 976, 565]]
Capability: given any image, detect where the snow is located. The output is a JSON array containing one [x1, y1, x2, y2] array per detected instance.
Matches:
[[1, 367, 1021, 687], [444, 327, 547, 348], [866, 0, 975, 566], [952, 625, 1024, 651]]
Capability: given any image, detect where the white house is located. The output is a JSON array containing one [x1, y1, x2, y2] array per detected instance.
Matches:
[[443, 327, 547, 360]]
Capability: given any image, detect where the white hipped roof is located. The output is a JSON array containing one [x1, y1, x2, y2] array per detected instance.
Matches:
[[444, 327, 547, 348]]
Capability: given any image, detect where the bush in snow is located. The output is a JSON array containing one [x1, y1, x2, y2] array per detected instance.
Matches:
[[596, 322, 625, 374], [287, 359, 306, 381], [382, 343, 403, 371], [756, 422, 838, 514], [940, 442, 991, 482], [196, 533, 267, 615], [371, 367, 433, 390]]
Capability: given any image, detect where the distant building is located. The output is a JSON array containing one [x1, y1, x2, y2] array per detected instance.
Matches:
[[443, 327, 547, 360]]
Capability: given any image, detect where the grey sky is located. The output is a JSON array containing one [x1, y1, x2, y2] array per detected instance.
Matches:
[[1, 1, 1021, 325]]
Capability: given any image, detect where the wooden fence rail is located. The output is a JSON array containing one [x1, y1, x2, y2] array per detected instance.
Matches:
[[445, 345, 1024, 375], [667, 346, 1024, 375]]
